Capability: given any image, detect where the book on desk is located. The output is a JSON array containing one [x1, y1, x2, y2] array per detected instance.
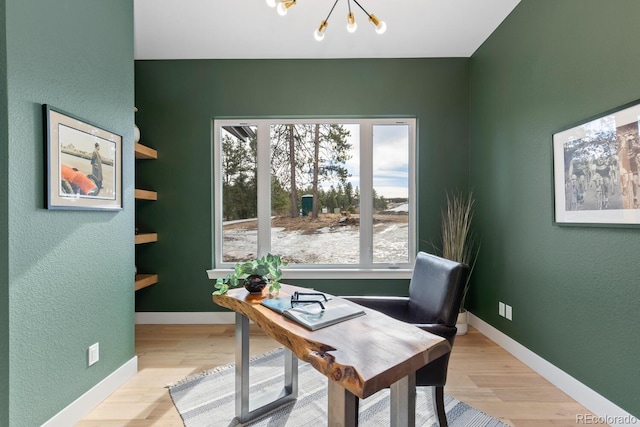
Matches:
[[261, 296, 365, 331]]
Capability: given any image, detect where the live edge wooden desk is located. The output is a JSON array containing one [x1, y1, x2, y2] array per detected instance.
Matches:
[[213, 284, 450, 427]]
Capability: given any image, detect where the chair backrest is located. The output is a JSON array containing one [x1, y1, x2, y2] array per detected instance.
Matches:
[[407, 252, 470, 326]]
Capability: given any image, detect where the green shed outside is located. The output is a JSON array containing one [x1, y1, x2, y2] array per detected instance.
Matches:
[[301, 194, 313, 216]]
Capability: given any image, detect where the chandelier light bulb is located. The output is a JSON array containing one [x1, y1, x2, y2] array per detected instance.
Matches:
[[314, 20, 328, 41], [265, 0, 277, 7], [276, 0, 296, 16], [368, 13, 386, 35], [346, 12, 357, 33]]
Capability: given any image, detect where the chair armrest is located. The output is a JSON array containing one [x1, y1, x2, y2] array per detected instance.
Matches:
[[341, 297, 457, 343], [413, 323, 457, 343], [341, 296, 411, 321]]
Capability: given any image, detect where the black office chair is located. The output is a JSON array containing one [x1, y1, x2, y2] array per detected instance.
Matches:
[[342, 251, 470, 426]]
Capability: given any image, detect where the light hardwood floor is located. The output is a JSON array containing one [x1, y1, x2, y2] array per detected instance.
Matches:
[[77, 325, 593, 426]]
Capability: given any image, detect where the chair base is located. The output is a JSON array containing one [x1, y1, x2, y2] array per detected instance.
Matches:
[[432, 386, 448, 427]]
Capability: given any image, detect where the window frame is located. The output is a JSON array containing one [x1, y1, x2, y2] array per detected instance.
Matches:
[[209, 117, 417, 280]]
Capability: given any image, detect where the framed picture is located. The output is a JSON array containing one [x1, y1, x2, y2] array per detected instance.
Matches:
[[553, 99, 640, 226], [44, 105, 123, 210]]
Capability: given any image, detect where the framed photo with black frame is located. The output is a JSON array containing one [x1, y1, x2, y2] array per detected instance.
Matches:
[[553, 99, 640, 226], [44, 104, 123, 211]]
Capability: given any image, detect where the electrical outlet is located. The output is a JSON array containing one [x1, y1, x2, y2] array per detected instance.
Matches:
[[498, 302, 505, 317], [88, 343, 99, 366], [505, 304, 513, 321]]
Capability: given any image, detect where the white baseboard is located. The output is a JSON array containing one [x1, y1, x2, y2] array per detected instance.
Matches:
[[42, 356, 138, 427], [135, 311, 234, 324], [468, 313, 637, 427]]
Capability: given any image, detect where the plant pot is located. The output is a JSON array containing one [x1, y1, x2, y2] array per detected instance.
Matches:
[[244, 274, 267, 293], [456, 309, 468, 335]]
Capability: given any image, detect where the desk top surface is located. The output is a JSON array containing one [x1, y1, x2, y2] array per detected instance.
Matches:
[[213, 283, 450, 399]]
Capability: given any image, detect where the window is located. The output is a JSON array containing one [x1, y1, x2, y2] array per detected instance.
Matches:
[[213, 118, 416, 277]]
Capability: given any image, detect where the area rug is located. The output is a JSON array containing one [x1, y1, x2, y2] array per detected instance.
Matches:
[[168, 348, 508, 427]]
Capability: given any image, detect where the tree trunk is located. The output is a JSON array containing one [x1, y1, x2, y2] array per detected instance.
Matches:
[[288, 125, 298, 218]]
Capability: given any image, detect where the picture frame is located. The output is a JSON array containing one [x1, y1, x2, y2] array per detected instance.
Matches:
[[44, 104, 123, 210], [553, 99, 640, 226]]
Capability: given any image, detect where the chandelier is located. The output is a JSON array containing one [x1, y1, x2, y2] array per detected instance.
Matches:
[[265, 0, 387, 41]]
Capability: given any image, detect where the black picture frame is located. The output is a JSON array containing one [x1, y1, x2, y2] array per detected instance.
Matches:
[[44, 104, 123, 210], [553, 99, 640, 226]]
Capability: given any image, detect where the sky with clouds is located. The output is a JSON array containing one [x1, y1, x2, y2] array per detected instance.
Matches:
[[341, 123, 409, 199]]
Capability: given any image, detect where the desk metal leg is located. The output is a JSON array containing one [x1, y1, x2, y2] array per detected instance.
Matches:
[[327, 373, 416, 427], [390, 372, 416, 427], [235, 313, 298, 423], [327, 380, 359, 427]]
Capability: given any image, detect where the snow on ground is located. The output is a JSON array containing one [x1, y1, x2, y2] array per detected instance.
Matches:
[[223, 223, 409, 264], [387, 203, 409, 213]]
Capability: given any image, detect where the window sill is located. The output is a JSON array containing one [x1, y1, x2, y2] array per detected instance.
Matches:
[[206, 268, 412, 280]]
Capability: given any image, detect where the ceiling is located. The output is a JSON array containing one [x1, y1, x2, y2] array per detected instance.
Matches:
[[134, 0, 520, 60]]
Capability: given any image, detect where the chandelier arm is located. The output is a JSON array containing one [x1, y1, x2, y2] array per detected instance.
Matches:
[[324, 0, 340, 22], [351, 0, 372, 19]]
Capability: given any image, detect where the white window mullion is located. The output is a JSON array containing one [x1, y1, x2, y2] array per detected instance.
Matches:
[[408, 119, 417, 259], [256, 120, 271, 257], [212, 121, 223, 266], [359, 121, 373, 267]]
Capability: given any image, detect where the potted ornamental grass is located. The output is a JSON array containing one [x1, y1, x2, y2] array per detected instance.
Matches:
[[213, 253, 288, 296], [440, 191, 479, 335]]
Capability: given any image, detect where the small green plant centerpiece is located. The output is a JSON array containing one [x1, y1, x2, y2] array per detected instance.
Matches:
[[213, 254, 288, 296]]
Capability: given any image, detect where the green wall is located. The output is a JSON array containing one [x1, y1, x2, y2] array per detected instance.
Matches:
[[469, 0, 640, 416], [134, 58, 470, 311], [5, 0, 134, 425], [0, 0, 8, 424]]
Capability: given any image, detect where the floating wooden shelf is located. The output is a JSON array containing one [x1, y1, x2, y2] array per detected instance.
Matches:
[[135, 143, 157, 160], [135, 273, 158, 291], [135, 233, 158, 245], [135, 189, 157, 200], [135, 134, 158, 293]]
